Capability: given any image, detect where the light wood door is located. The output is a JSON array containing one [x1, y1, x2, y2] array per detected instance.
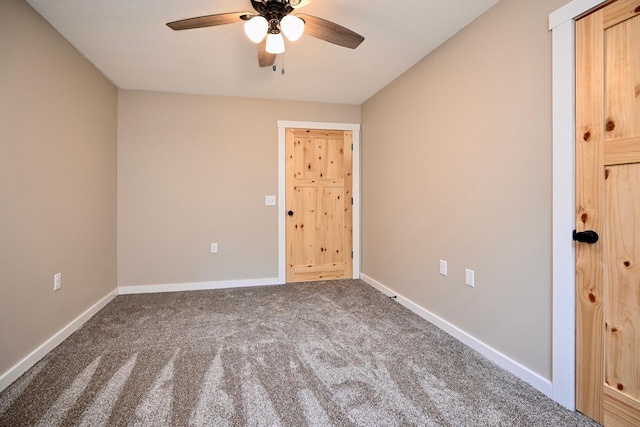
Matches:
[[576, 1, 640, 425], [285, 128, 353, 282]]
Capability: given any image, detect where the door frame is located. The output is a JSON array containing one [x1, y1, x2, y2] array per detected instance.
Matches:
[[549, 0, 609, 410], [277, 121, 361, 284]]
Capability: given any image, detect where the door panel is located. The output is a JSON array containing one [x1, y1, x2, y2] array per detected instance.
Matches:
[[285, 129, 352, 282], [605, 12, 640, 142], [576, 1, 640, 425], [604, 164, 640, 427]]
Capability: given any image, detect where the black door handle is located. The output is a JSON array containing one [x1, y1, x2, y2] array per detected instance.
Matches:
[[288, 210, 294, 216], [573, 230, 599, 244]]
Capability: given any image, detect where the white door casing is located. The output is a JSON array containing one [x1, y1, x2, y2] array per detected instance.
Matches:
[[549, 0, 611, 411]]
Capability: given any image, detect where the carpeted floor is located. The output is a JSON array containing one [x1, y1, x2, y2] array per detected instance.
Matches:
[[0, 280, 599, 426]]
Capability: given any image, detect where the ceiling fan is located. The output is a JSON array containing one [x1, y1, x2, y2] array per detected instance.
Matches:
[[166, 0, 365, 68]]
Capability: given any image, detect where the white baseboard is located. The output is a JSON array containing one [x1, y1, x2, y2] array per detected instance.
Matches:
[[0, 288, 119, 393], [118, 277, 283, 295], [360, 273, 553, 399]]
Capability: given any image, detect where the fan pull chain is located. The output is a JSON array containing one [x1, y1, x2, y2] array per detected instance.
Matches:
[[271, 54, 285, 75]]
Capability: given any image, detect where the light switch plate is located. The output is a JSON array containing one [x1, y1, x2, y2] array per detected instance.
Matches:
[[210, 243, 218, 253]]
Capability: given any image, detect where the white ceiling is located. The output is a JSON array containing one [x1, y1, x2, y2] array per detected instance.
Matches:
[[26, 0, 499, 105]]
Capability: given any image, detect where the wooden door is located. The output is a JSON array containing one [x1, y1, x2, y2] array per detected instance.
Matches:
[[285, 128, 353, 282], [576, 1, 640, 425]]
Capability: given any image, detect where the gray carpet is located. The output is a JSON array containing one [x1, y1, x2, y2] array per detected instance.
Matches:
[[0, 280, 599, 426]]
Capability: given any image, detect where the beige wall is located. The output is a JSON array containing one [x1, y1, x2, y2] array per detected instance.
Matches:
[[118, 91, 360, 286], [0, 0, 117, 376], [361, 0, 570, 380]]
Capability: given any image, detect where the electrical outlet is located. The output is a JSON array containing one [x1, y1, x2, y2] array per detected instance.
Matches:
[[265, 195, 276, 206], [439, 260, 447, 276], [210, 243, 218, 253], [465, 269, 475, 287], [53, 273, 62, 291]]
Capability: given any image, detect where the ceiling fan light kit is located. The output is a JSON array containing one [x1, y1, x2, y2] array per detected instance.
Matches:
[[167, 0, 364, 68], [244, 16, 268, 43], [266, 32, 285, 54], [280, 15, 304, 41]]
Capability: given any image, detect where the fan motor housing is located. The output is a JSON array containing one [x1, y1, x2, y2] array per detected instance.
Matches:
[[252, 0, 294, 18]]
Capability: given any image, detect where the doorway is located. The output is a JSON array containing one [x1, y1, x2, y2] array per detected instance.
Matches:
[[550, 0, 640, 419], [276, 121, 361, 284]]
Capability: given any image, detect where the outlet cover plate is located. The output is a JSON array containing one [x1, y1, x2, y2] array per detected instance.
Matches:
[[465, 269, 475, 287], [439, 260, 447, 276]]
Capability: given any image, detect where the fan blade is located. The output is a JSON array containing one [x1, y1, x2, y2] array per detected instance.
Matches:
[[167, 12, 248, 30], [258, 38, 276, 67], [296, 14, 364, 49]]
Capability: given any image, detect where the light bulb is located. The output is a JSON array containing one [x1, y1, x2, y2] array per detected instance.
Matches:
[[280, 15, 304, 42], [266, 33, 285, 54], [244, 16, 268, 43]]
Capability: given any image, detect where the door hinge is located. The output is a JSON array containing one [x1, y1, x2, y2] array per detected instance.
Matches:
[[351, 143, 353, 151], [351, 197, 354, 205], [351, 251, 354, 258]]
